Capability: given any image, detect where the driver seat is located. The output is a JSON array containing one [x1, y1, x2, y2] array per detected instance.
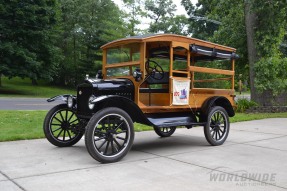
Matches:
[[139, 72, 169, 93], [146, 72, 169, 84]]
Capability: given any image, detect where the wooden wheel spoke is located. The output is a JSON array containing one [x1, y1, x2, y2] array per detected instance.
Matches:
[[56, 129, 63, 138], [65, 110, 68, 121], [218, 114, 223, 123], [111, 140, 116, 154], [116, 136, 125, 141], [94, 137, 105, 141], [219, 128, 224, 134], [113, 138, 121, 149], [51, 123, 61, 126], [98, 140, 107, 150], [104, 141, 110, 155], [59, 111, 65, 122], [67, 130, 72, 139], [54, 116, 63, 123], [212, 131, 216, 138], [107, 116, 111, 128], [52, 127, 62, 133], [63, 130, 66, 141], [67, 113, 75, 123], [69, 118, 78, 124]]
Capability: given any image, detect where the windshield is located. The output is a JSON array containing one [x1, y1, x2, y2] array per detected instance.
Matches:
[[106, 43, 140, 77]]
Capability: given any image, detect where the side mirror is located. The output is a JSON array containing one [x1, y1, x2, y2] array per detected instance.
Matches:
[[96, 70, 103, 79], [133, 68, 142, 82]]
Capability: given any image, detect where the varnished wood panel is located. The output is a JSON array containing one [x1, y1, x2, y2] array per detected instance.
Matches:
[[101, 34, 236, 52], [189, 66, 234, 76], [105, 61, 140, 68]]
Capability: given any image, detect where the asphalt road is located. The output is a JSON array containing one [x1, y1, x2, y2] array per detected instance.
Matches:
[[0, 95, 250, 110], [1, 118, 287, 191], [0, 98, 62, 110]]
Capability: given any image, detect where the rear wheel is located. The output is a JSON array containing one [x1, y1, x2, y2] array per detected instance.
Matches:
[[85, 107, 134, 163], [154, 127, 176, 137], [204, 106, 229, 146], [43, 104, 84, 147]]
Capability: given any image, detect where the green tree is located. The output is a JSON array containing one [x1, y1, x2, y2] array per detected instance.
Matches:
[[182, 0, 287, 105], [181, 0, 220, 40], [166, 15, 190, 36], [145, 0, 186, 33], [0, 0, 62, 85], [244, 0, 287, 103], [182, 0, 249, 89], [123, 0, 145, 36], [55, 0, 128, 85]]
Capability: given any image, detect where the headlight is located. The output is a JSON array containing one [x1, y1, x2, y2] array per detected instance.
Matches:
[[88, 95, 96, 110], [67, 96, 73, 108]]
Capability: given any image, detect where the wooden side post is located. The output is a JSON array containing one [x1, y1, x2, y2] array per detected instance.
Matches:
[[169, 42, 174, 105], [102, 49, 107, 79], [231, 59, 235, 90]]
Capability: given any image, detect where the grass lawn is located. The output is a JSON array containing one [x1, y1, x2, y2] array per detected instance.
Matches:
[[0, 77, 75, 98], [0, 110, 286, 142]]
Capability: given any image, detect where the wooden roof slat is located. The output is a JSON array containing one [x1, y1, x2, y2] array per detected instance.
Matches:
[[101, 34, 236, 52]]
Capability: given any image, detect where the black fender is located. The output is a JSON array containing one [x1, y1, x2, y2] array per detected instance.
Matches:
[[90, 95, 152, 125], [47, 94, 75, 102], [201, 96, 235, 118]]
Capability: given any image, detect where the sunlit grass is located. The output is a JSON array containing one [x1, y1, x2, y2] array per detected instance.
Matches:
[[0, 111, 286, 142], [0, 77, 75, 98]]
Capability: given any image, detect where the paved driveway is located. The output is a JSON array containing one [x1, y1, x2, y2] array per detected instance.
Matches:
[[0, 98, 61, 110], [0, 118, 286, 191]]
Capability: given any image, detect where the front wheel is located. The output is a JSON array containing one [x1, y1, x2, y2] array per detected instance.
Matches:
[[43, 104, 84, 147], [204, 106, 230, 146], [85, 107, 134, 163], [153, 127, 176, 137]]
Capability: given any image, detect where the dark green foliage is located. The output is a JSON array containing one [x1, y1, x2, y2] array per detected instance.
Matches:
[[254, 57, 287, 95], [123, 0, 145, 36], [181, 0, 220, 40], [251, 0, 287, 58], [0, 0, 62, 84], [0, 0, 128, 86], [145, 0, 189, 35], [236, 98, 258, 113], [55, 0, 128, 85], [182, 0, 287, 105]]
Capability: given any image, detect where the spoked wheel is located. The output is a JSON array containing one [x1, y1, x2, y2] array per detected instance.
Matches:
[[85, 107, 134, 163], [154, 127, 176, 137], [43, 104, 84, 147], [204, 106, 230, 146]]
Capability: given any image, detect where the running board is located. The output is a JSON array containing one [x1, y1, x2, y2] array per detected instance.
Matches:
[[146, 113, 206, 128]]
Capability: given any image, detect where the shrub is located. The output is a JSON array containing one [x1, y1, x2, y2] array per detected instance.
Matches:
[[236, 98, 258, 113]]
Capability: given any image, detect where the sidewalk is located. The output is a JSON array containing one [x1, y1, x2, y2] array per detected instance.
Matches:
[[0, 118, 287, 191]]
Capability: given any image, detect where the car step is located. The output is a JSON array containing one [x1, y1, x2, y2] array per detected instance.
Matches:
[[147, 115, 206, 128]]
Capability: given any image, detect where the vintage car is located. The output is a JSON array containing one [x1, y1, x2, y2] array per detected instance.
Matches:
[[43, 34, 239, 163]]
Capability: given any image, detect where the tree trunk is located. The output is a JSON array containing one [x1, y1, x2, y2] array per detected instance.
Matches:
[[32, 79, 38, 86], [244, 0, 260, 103], [0, 73, 2, 87]]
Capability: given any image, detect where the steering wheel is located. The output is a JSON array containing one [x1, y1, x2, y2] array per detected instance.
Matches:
[[145, 59, 164, 80]]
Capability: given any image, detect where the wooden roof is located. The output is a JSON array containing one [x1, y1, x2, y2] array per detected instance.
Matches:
[[100, 34, 236, 52]]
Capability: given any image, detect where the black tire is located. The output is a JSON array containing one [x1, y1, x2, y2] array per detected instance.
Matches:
[[154, 127, 176, 137], [43, 104, 84, 147], [85, 107, 134, 163], [204, 106, 230, 146]]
